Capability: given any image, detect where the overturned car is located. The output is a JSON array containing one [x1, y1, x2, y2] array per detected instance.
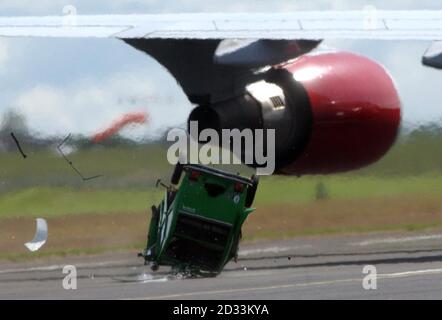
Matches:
[[139, 163, 259, 276]]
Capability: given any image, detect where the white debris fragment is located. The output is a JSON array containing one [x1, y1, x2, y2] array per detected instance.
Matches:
[[112, 273, 168, 283], [24, 218, 48, 252]]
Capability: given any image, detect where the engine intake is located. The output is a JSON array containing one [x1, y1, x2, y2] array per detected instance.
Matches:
[[189, 68, 312, 170]]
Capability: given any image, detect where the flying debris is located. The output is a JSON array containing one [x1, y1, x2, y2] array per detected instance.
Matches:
[[112, 273, 169, 283], [10, 132, 27, 158], [24, 218, 48, 252], [92, 112, 148, 143], [57, 134, 102, 181]]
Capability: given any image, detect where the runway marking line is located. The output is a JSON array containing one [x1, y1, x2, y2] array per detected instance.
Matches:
[[378, 268, 442, 278], [134, 267, 442, 300], [351, 234, 442, 246], [0, 260, 128, 274], [238, 245, 312, 256], [132, 278, 361, 300]]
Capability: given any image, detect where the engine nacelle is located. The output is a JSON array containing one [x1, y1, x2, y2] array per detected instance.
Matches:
[[189, 52, 401, 175]]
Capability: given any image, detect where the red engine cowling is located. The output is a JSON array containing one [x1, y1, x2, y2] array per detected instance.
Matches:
[[280, 51, 401, 174], [188, 51, 401, 175]]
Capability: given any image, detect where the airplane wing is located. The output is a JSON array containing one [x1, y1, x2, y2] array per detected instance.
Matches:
[[423, 41, 442, 69], [0, 11, 441, 40], [1, 10, 441, 103]]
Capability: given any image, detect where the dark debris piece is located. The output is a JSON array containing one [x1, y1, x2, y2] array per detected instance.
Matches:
[[57, 133, 102, 182], [10, 132, 27, 159]]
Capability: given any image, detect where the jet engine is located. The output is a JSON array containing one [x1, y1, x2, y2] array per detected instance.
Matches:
[[188, 52, 401, 175]]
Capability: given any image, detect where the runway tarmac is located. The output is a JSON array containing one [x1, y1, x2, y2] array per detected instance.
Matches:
[[2, 231, 442, 299]]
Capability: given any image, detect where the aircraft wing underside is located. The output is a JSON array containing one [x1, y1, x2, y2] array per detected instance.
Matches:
[[1, 10, 441, 102]]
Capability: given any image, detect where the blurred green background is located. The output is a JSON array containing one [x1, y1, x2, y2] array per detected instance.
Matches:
[[1, 120, 442, 260], [2, 123, 442, 219]]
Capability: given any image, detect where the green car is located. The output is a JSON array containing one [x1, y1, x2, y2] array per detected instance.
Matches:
[[139, 163, 259, 276]]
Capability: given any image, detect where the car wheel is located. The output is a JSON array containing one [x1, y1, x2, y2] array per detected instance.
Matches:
[[151, 262, 159, 271], [245, 175, 259, 207], [171, 162, 183, 185]]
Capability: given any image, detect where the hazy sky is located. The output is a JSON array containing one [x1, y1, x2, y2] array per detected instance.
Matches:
[[0, 1, 441, 139]]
